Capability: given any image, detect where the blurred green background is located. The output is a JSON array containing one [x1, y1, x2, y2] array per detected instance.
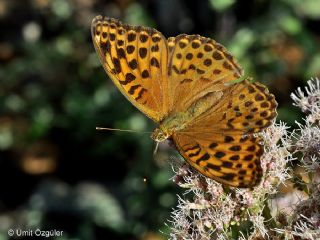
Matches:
[[0, 0, 320, 239]]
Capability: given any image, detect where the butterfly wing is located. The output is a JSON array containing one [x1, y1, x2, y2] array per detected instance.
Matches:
[[166, 34, 244, 113], [172, 80, 277, 187], [92, 17, 244, 121], [91, 16, 170, 122]]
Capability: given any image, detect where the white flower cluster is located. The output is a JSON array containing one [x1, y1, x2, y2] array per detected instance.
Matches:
[[291, 78, 320, 124], [279, 77, 320, 239]]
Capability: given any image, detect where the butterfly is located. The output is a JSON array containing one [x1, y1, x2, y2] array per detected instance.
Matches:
[[91, 16, 277, 188]]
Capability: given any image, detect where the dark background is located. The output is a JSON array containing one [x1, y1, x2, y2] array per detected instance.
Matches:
[[0, 0, 320, 239]]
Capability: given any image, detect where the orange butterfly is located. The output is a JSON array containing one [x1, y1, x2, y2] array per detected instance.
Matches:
[[91, 16, 277, 188]]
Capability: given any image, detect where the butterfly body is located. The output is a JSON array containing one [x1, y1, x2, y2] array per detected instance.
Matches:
[[152, 91, 224, 142], [92, 16, 277, 188]]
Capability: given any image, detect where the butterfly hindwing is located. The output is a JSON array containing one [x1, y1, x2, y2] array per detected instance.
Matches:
[[190, 80, 278, 134], [91, 16, 170, 122], [173, 132, 263, 187], [172, 80, 277, 187]]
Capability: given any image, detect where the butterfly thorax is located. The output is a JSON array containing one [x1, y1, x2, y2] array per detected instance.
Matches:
[[151, 112, 188, 142]]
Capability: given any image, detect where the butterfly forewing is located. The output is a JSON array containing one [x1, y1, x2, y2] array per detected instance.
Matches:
[[166, 34, 243, 113], [91, 16, 170, 122]]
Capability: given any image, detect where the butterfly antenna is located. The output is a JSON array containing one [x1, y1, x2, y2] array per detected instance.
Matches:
[[96, 127, 151, 134], [97, 126, 152, 184]]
